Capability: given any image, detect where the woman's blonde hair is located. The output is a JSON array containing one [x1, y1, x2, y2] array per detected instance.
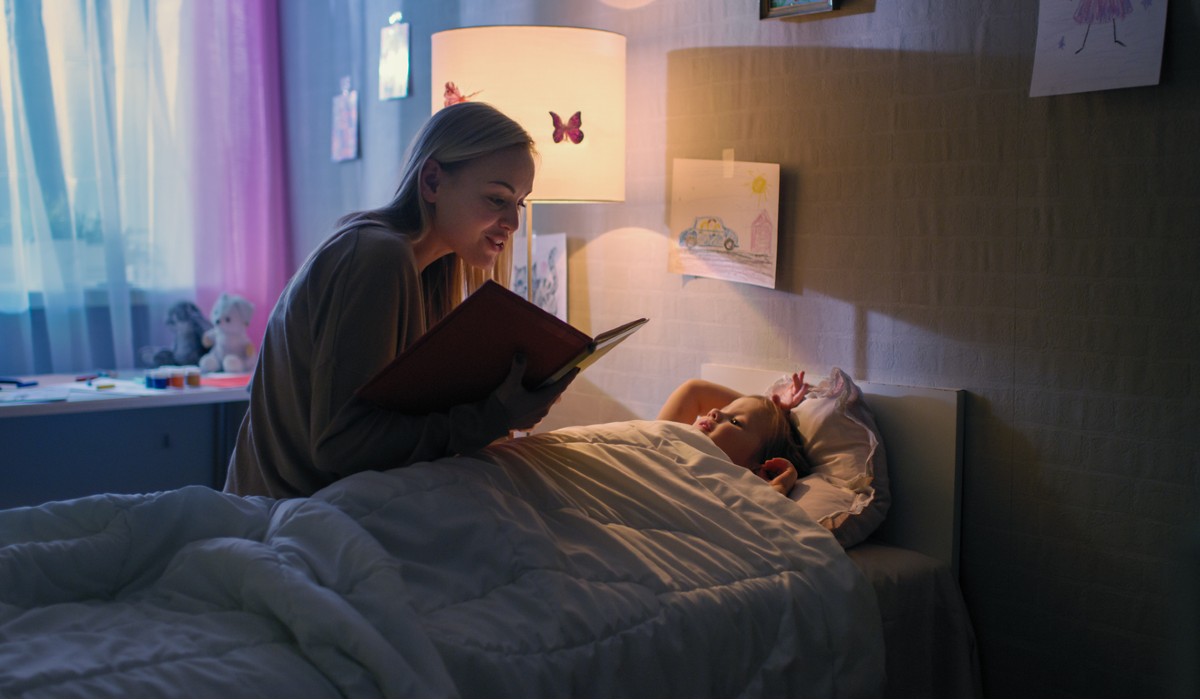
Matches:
[[338, 102, 535, 321]]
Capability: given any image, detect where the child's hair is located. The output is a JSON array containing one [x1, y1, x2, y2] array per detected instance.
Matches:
[[750, 395, 811, 478]]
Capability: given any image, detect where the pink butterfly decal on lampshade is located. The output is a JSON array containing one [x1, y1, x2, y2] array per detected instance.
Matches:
[[444, 82, 481, 107], [549, 111, 584, 144]]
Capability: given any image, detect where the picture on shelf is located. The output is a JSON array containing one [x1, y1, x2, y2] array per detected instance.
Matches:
[[512, 232, 568, 322]]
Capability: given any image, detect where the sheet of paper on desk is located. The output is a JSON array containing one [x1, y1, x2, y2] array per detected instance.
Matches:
[[69, 379, 166, 397], [0, 387, 70, 404]]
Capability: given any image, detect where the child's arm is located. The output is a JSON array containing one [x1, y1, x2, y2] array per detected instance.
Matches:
[[657, 379, 742, 423]]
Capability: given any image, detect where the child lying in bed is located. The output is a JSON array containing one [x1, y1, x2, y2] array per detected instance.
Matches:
[[656, 372, 811, 496]]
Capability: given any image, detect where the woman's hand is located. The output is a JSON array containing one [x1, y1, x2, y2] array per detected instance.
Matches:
[[768, 371, 810, 411], [491, 353, 578, 431], [755, 457, 798, 496]]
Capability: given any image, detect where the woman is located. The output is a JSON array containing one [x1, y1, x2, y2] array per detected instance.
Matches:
[[225, 102, 577, 498]]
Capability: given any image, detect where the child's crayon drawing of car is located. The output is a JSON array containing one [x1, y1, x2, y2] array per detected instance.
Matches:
[[678, 216, 739, 251]]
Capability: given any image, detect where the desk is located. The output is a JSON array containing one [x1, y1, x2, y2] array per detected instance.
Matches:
[[0, 373, 251, 509]]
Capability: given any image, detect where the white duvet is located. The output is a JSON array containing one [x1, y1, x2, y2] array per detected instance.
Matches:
[[0, 420, 883, 697]]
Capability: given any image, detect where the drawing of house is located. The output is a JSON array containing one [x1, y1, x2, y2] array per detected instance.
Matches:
[[750, 210, 773, 254]]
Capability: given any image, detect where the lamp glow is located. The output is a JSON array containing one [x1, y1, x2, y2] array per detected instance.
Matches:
[[430, 26, 626, 203]]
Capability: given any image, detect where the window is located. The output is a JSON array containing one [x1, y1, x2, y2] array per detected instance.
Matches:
[[0, 0, 288, 375]]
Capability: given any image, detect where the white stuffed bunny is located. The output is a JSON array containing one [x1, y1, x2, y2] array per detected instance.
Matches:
[[199, 293, 257, 373]]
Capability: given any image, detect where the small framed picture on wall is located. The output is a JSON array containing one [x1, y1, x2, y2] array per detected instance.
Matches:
[[759, 0, 834, 20]]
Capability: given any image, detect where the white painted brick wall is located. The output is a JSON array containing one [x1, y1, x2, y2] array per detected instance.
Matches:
[[519, 1, 1199, 696]]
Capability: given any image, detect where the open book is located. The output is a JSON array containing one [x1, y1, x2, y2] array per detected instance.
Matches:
[[356, 280, 647, 414]]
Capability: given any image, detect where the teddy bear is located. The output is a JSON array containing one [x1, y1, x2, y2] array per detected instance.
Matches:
[[139, 300, 213, 368], [199, 293, 257, 373]]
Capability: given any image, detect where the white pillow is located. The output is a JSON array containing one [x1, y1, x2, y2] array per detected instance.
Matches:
[[787, 368, 889, 548]]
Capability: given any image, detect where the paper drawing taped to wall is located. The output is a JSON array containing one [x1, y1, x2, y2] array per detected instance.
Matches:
[[1029, 0, 1168, 97], [669, 158, 779, 289], [331, 77, 358, 162], [378, 20, 410, 100]]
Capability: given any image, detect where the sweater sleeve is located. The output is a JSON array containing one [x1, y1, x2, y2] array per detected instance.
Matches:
[[314, 393, 512, 478], [304, 229, 512, 480]]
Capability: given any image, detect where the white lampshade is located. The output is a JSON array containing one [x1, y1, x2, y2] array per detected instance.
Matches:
[[431, 26, 626, 203]]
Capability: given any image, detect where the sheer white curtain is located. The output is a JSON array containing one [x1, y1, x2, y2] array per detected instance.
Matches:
[[0, 0, 288, 376]]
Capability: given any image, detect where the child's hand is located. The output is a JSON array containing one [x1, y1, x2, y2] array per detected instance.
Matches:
[[755, 457, 798, 496], [768, 371, 810, 411]]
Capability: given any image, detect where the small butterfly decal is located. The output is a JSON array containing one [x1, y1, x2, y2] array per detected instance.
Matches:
[[550, 111, 584, 144], [443, 82, 480, 107]]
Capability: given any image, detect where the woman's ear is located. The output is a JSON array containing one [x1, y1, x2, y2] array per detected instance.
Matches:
[[419, 158, 441, 202]]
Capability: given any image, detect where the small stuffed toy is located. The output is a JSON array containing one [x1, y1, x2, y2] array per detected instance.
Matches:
[[199, 293, 257, 373], [139, 300, 213, 368]]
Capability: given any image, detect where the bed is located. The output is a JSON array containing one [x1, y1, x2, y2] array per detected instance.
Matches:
[[1, 417, 882, 696], [0, 365, 974, 698], [701, 363, 981, 698]]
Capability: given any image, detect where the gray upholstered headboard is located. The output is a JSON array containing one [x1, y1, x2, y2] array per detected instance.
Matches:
[[700, 364, 965, 574]]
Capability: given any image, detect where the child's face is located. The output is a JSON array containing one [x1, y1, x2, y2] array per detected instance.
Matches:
[[693, 396, 774, 471]]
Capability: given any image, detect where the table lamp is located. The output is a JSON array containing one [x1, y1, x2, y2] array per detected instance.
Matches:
[[430, 25, 627, 301]]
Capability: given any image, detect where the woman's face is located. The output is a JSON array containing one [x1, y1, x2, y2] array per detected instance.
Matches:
[[417, 145, 535, 270], [693, 396, 774, 470]]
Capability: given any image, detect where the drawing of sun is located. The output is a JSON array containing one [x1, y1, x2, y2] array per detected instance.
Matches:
[[747, 171, 770, 207]]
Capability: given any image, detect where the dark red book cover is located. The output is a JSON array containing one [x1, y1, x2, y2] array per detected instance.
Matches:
[[356, 280, 645, 414]]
